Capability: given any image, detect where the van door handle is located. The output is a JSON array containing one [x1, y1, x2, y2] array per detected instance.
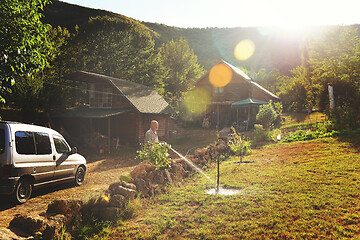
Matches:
[[53, 155, 56, 161]]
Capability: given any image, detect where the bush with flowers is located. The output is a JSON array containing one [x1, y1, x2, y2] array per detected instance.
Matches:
[[137, 142, 171, 169]]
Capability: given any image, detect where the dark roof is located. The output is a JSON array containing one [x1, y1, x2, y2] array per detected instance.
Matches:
[[57, 107, 133, 118], [64, 71, 174, 114]]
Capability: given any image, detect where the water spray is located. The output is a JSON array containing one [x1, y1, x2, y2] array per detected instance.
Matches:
[[170, 146, 241, 196], [170, 147, 214, 183]]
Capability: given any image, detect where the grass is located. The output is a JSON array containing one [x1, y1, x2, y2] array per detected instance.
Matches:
[[282, 112, 327, 127], [105, 135, 360, 239]]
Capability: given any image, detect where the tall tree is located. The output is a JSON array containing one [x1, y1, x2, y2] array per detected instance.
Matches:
[[158, 38, 205, 100], [63, 16, 164, 90], [0, 0, 54, 102], [280, 26, 360, 128], [308, 26, 360, 128]]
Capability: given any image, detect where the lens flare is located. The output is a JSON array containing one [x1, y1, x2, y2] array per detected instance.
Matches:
[[209, 63, 232, 87], [234, 39, 255, 61], [183, 88, 210, 115]]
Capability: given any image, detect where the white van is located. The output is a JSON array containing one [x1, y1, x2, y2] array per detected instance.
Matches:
[[0, 121, 87, 203]]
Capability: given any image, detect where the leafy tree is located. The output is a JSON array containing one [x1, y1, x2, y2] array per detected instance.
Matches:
[[63, 16, 164, 91], [278, 66, 308, 112], [0, 0, 54, 102], [307, 26, 360, 128], [10, 26, 71, 111], [157, 38, 205, 100], [250, 68, 284, 94]]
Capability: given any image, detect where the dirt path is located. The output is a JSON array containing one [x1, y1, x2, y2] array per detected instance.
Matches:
[[0, 154, 140, 230]]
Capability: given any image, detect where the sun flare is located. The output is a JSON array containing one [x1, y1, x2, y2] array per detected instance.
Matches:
[[209, 63, 233, 87]]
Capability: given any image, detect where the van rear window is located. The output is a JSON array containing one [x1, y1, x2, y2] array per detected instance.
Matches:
[[15, 131, 52, 155], [0, 129, 4, 154], [15, 131, 36, 154]]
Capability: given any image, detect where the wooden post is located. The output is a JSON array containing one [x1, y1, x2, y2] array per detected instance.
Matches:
[[107, 117, 111, 154]]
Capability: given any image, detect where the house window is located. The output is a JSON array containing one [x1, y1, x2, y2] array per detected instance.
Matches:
[[89, 83, 113, 108], [214, 87, 224, 95]]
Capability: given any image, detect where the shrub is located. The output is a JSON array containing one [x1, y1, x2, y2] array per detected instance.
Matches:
[[268, 128, 283, 142], [228, 127, 251, 156], [256, 101, 279, 129], [253, 124, 270, 142], [137, 142, 171, 169]]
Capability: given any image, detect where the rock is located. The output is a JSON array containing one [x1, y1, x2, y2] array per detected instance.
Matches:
[[9, 215, 45, 237], [130, 160, 155, 180], [170, 161, 186, 183], [108, 182, 136, 200], [109, 195, 126, 208], [163, 169, 173, 185], [152, 170, 166, 185], [122, 181, 136, 190], [134, 178, 151, 198], [46, 200, 82, 217], [42, 215, 67, 240], [97, 207, 120, 222]]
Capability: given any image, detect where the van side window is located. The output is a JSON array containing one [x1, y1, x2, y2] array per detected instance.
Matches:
[[15, 131, 51, 155], [34, 132, 52, 154], [0, 129, 4, 154], [53, 135, 70, 154], [15, 131, 36, 154]]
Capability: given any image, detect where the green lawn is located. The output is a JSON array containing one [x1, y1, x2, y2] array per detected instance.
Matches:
[[109, 136, 360, 239]]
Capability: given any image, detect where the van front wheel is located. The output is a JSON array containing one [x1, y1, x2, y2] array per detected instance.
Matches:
[[14, 179, 32, 204], [74, 166, 85, 186]]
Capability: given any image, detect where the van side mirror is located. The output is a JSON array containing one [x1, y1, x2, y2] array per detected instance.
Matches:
[[70, 147, 77, 155]]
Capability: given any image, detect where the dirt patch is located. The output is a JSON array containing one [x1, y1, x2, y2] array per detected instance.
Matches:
[[0, 153, 140, 230]]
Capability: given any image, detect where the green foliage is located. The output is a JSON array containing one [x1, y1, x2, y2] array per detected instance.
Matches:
[[280, 26, 360, 128], [308, 27, 360, 128], [56, 225, 71, 240], [283, 121, 339, 142], [278, 67, 308, 112], [251, 68, 285, 94], [62, 16, 164, 90], [122, 198, 142, 220], [157, 37, 206, 100], [228, 127, 251, 156], [253, 124, 270, 142], [0, 0, 55, 102], [256, 101, 279, 129], [73, 215, 113, 240], [137, 142, 171, 169]]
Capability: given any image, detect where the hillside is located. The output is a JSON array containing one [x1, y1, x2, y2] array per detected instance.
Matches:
[[42, 1, 340, 73]]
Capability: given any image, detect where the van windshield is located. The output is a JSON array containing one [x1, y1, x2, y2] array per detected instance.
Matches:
[[0, 129, 4, 154]]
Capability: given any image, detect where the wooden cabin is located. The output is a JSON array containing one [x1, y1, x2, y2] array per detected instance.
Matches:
[[194, 60, 279, 128], [54, 71, 174, 152]]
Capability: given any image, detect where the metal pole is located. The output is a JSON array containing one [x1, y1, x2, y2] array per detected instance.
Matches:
[[217, 156, 220, 192]]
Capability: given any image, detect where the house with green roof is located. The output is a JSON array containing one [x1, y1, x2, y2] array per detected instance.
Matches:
[[194, 60, 279, 128], [55, 71, 174, 153]]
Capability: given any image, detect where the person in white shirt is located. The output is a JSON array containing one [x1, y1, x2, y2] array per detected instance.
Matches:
[[144, 120, 159, 144]]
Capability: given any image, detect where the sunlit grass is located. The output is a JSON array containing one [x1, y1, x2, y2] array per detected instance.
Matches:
[[108, 136, 360, 239], [282, 112, 327, 127]]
